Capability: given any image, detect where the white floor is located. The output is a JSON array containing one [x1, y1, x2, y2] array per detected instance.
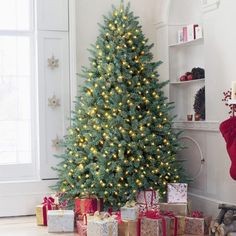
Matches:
[[0, 216, 206, 236], [0, 216, 77, 236]]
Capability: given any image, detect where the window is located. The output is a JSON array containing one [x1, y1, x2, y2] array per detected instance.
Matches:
[[0, 0, 37, 180]]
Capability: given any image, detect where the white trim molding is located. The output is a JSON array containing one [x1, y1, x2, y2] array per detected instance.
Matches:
[[69, 0, 77, 109], [155, 0, 170, 29], [202, 0, 220, 13], [173, 120, 220, 132]]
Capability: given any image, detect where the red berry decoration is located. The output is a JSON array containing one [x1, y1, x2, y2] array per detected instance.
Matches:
[[187, 74, 193, 80], [179, 75, 187, 81]]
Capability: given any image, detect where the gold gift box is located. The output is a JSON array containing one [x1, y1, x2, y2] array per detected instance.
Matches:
[[118, 220, 138, 236]]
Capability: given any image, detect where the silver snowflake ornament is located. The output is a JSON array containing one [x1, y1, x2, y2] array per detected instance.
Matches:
[[52, 135, 62, 149], [48, 55, 59, 69], [48, 95, 60, 109]]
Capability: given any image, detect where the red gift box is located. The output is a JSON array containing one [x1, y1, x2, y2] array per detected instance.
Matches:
[[75, 196, 103, 216]]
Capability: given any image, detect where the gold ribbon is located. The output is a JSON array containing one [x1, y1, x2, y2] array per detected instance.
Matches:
[[92, 211, 116, 221], [125, 200, 136, 208]]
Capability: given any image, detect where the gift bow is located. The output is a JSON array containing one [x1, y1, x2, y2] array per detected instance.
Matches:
[[191, 210, 203, 218], [125, 200, 136, 208], [43, 197, 55, 210], [93, 211, 116, 221]]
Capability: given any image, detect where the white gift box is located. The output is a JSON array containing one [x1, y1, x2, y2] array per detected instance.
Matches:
[[87, 217, 118, 236], [121, 206, 139, 221], [167, 183, 188, 203], [47, 210, 74, 233]]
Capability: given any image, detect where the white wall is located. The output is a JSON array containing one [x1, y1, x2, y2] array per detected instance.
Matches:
[[155, 0, 236, 217], [76, 0, 158, 85], [75, 0, 236, 217]]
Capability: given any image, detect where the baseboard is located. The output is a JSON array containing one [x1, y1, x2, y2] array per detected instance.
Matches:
[[188, 192, 236, 217]]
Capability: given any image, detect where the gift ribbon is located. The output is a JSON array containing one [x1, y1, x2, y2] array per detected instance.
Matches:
[[162, 211, 178, 236], [114, 212, 122, 224], [42, 197, 55, 225], [145, 210, 167, 236], [92, 211, 116, 221], [191, 210, 203, 218], [137, 190, 157, 210], [125, 200, 136, 208]]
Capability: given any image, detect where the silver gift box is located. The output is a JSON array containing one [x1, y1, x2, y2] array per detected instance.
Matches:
[[120, 206, 139, 221], [47, 210, 74, 233]]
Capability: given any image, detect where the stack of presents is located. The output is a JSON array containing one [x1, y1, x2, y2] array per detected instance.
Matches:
[[36, 183, 213, 235]]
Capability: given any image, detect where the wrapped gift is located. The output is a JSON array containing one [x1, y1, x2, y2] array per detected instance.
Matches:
[[141, 211, 169, 236], [118, 220, 138, 236], [136, 190, 159, 211], [75, 196, 103, 215], [159, 203, 188, 216], [204, 216, 212, 234], [185, 216, 204, 235], [121, 201, 139, 221], [77, 214, 88, 236], [47, 210, 74, 233], [167, 183, 187, 203], [162, 211, 184, 236], [171, 215, 185, 235], [87, 212, 118, 236], [36, 197, 57, 226]]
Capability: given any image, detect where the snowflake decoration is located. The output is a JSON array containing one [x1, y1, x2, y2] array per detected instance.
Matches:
[[52, 135, 62, 149], [48, 55, 59, 69], [48, 95, 60, 109]]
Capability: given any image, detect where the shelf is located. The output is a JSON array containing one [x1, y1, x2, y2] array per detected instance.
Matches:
[[173, 120, 219, 132], [227, 99, 236, 105], [169, 37, 204, 48], [170, 78, 205, 85]]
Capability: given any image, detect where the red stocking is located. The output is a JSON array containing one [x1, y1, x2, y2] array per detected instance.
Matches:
[[220, 116, 236, 180]]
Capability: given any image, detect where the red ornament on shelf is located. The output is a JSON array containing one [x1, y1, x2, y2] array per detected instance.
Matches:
[[179, 75, 187, 81], [187, 74, 193, 80]]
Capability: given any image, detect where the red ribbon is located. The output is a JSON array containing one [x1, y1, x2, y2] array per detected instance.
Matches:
[[191, 211, 203, 218], [145, 210, 167, 236], [137, 190, 156, 210], [114, 212, 122, 224], [162, 211, 178, 236], [42, 197, 55, 226]]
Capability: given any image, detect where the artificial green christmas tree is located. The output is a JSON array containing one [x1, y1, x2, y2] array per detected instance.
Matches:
[[54, 2, 187, 209]]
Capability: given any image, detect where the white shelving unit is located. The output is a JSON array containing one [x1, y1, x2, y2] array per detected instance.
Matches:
[[170, 78, 205, 85], [168, 27, 205, 122]]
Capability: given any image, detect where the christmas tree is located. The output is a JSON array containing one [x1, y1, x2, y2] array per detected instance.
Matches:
[[54, 2, 187, 209]]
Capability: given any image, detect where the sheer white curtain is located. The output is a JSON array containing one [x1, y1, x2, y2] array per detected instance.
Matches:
[[0, 0, 37, 180]]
